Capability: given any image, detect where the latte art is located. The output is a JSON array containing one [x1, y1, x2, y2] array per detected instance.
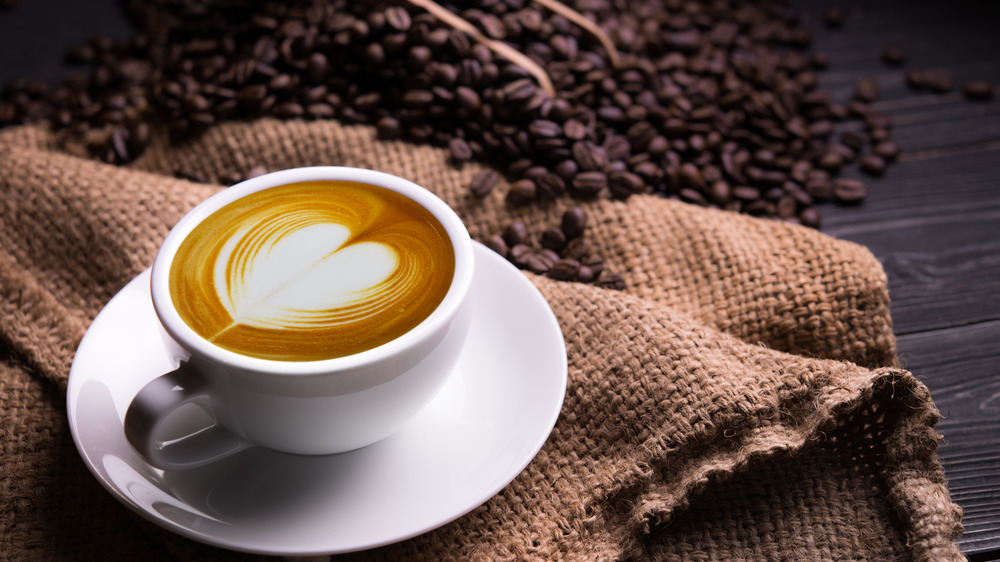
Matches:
[[169, 181, 455, 361]]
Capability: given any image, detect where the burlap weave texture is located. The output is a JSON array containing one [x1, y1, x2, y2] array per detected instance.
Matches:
[[0, 119, 962, 560]]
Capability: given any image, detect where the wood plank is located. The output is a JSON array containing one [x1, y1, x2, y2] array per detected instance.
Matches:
[[795, 0, 1000, 556], [896, 319, 1000, 553], [822, 146, 1000, 335]]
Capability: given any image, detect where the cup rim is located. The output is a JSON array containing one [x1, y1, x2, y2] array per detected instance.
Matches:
[[150, 166, 474, 376]]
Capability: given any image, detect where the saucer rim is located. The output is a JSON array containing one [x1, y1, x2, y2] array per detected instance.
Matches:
[[66, 242, 568, 555]]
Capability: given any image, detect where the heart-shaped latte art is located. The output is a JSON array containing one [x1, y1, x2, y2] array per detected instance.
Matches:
[[170, 180, 455, 361], [216, 221, 399, 330]]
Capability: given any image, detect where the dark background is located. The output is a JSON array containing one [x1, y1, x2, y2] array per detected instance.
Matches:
[[2, 0, 998, 559]]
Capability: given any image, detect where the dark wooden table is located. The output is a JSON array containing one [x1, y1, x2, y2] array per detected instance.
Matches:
[[2, 0, 998, 558], [797, 1, 1000, 559]]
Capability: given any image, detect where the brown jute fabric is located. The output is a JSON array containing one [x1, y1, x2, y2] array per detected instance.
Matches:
[[0, 119, 963, 561]]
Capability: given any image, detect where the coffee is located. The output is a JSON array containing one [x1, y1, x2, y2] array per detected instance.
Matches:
[[168, 180, 455, 361]]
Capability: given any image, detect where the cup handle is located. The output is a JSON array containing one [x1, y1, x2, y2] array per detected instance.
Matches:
[[124, 362, 251, 470]]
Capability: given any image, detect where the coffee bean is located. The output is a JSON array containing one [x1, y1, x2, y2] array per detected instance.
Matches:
[[535, 173, 566, 199], [865, 113, 893, 131], [823, 7, 845, 28], [926, 70, 953, 93], [868, 128, 891, 144], [572, 141, 609, 172], [595, 272, 626, 291], [548, 259, 581, 281], [0, 0, 908, 231], [469, 170, 500, 198], [873, 140, 901, 162], [383, 6, 411, 31], [561, 207, 587, 240], [561, 238, 590, 261], [859, 154, 886, 176], [963, 80, 995, 100], [799, 207, 822, 228], [905, 69, 927, 90], [816, 151, 843, 173], [376, 116, 402, 139], [540, 227, 567, 252], [484, 235, 508, 257], [571, 172, 607, 197], [563, 119, 589, 141], [608, 170, 644, 199], [833, 179, 867, 204], [522, 249, 557, 275], [806, 179, 833, 202], [840, 130, 866, 152], [506, 179, 537, 206], [881, 48, 905, 66], [854, 77, 879, 103], [502, 222, 527, 248]]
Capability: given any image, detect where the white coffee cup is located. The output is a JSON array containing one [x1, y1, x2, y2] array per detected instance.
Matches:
[[124, 167, 474, 470]]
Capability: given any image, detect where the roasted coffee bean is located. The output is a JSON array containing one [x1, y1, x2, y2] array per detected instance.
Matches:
[[816, 151, 843, 173], [905, 69, 927, 90], [469, 169, 500, 198], [449, 138, 473, 163], [828, 144, 857, 163], [548, 259, 581, 281], [576, 266, 596, 283], [383, 6, 411, 32], [733, 185, 761, 201], [963, 80, 996, 100], [595, 272, 626, 291], [540, 227, 567, 252], [0, 0, 911, 231], [572, 141, 609, 172], [859, 154, 886, 176], [865, 113, 893, 131], [535, 172, 566, 199], [799, 207, 822, 228], [868, 128, 891, 144], [678, 163, 705, 190], [561, 207, 587, 240], [376, 116, 402, 139], [571, 172, 607, 197], [521, 249, 557, 275], [561, 237, 590, 261], [506, 179, 537, 206], [563, 119, 589, 141], [854, 77, 879, 103], [608, 170, 644, 199], [823, 7, 845, 28], [840, 130, 866, 152], [806, 179, 833, 202], [174, 167, 209, 183], [484, 235, 508, 257], [709, 181, 732, 205], [833, 179, 867, 204], [503, 221, 528, 246], [881, 48, 905, 66], [926, 70, 953, 93], [873, 140, 901, 162], [528, 119, 562, 138]]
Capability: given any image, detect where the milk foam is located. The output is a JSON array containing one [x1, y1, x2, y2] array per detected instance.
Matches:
[[169, 180, 455, 361], [216, 222, 399, 329]]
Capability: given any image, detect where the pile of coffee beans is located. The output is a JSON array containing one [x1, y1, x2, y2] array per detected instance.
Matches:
[[0, 0, 989, 286]]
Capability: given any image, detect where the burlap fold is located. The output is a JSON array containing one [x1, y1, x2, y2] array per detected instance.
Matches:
[[0, 119, 962, 561]]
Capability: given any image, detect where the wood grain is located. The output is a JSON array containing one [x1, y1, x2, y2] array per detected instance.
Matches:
[[797, 0, 1000, 556]]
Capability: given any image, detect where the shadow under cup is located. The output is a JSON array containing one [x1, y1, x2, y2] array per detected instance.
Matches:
[[127, 167, 475, 469]]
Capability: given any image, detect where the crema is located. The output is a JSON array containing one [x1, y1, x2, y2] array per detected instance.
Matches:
[[169, 180, 455, 361]]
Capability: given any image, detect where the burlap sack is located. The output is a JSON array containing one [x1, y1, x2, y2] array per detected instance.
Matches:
[[0, 119, 963, 561]]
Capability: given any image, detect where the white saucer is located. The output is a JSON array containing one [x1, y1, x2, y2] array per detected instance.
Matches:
[[67, 242, 567, 556]]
